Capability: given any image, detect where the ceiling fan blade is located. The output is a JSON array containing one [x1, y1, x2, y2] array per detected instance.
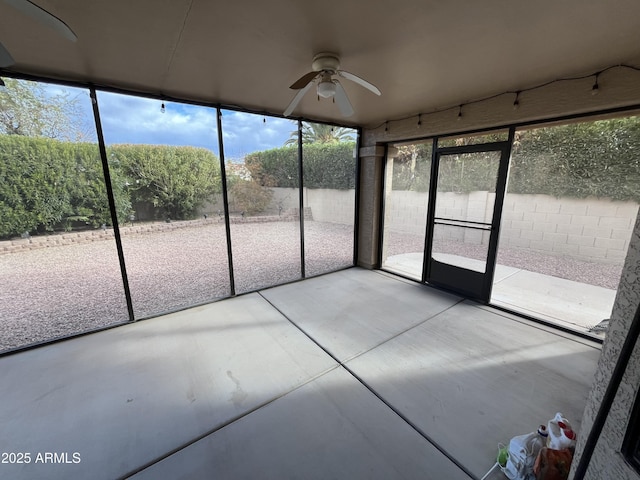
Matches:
[[338, 70, 381, 96], [333, 80, 354, 117], [289, 71, 319, 90], [284, 81, 313, 117], [0, 41, 15, 67], [4, 0, 77, 41]]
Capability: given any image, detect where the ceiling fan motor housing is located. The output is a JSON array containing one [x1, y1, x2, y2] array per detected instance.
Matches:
[[312, 53, 340, 73]]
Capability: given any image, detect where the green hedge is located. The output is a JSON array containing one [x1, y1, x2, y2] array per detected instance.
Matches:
[[245, 142, 356, 189], [388, 146, 500, 193], [0, 136, 131, 238], [3, 115, 638, 239], [0, 136, 220, 239], [508, 118, 640, 201], [391, 116, 640, 202], [109, 144, 221, 220]]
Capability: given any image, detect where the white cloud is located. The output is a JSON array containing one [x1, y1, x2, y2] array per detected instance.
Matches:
[[35, 84, 355, 159], [92, 93, 297, 158], [96, 93, 219, 151], [220, 110, 296, 160]]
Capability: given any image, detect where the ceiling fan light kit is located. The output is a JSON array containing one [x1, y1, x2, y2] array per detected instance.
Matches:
[[317, 76, 336, 98], [284, 52, 381, 118]]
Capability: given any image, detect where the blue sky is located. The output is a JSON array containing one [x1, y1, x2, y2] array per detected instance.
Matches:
[[42, 83, 298, 161], [95, 91, 299, 161], [43, 82, 356, 162]]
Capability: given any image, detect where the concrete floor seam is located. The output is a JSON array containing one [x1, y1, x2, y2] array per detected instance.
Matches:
[[258, 291, 477, 480], [349, 297, 467, 361], [120, 363, 342, 479]]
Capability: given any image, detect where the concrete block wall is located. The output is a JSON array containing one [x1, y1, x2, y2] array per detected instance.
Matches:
[[383, 190, 429, 235], [435, 193, 465, 242], [384, 190, 494, 240], [500, 194, 638, 265], [384, 190, 638, 265], [433, 191, 496, 244]]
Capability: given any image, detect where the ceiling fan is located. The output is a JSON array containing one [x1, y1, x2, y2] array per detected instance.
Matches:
[[0, 0, 77, 68], [284, 52, 381, 118]]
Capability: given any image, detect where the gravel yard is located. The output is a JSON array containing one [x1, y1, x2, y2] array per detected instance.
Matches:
[[0, 220, 354, 352], [1, 221, 623, 353]]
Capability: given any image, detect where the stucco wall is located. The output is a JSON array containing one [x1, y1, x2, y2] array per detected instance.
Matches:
[[201, 187, 355, 225], [200, 187, 306, 217], [245, 187, 356, 225], [570, 210, 640, 479], [361, 67, 640, 149], [358, 146, 385, 268], [306, 188, 355, 225]]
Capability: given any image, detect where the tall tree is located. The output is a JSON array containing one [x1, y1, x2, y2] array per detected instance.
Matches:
[[284, 123, 354, 146], [0, 77, 90, 141]]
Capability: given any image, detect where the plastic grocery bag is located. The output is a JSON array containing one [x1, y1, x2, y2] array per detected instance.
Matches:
[[501, 425, 548, 480], [546, 413, 577, 451], [533, 447, 573, 480]]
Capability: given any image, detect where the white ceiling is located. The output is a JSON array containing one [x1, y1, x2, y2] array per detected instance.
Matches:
[[1, 0, 640, 127]]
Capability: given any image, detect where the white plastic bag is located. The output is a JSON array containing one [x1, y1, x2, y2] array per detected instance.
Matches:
[[547, 412, 577, 450], [501, 425, 548, 480]]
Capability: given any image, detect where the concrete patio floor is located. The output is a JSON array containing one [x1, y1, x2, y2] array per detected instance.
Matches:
[[384, 252, 616, 336], [0, 268, 600, 480]]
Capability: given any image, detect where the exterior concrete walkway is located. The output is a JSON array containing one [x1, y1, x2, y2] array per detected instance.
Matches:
[[384, 252, 616, 337]]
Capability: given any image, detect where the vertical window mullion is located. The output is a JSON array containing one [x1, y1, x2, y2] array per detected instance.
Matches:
[[298, 120, 306, 278], [90, 87, 135, 322], [216, 108, 236, 296]]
